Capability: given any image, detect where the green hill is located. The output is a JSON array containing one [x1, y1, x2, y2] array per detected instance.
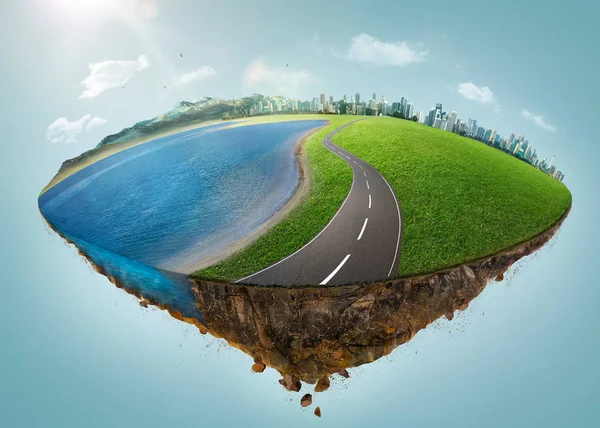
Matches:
[[195, 116, 571, 281], [333, 118, 571, 276]]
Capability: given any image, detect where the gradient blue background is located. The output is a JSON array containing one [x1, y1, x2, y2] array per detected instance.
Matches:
[[1, 0, 598, 426]]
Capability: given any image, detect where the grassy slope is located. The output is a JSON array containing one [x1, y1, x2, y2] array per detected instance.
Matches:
[[333, 117, 572, 277], [193, 115, 358, 281]]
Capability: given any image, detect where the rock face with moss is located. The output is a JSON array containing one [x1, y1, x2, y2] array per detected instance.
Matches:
[[190, 209, 568, 386]]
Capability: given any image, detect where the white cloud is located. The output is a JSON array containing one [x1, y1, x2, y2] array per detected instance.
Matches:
[[521, 110, 556, 132], [86, 117, 108, 131], [79, 54, 150, 99], [336, 33, 427, 66], [243, 58, 316, 96], [173, 66, 216, 86], [46, 114, 107, 144], [457, 82, 496, 104]]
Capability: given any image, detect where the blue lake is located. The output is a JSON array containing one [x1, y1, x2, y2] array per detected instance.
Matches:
[[39, 120, 325, 284]]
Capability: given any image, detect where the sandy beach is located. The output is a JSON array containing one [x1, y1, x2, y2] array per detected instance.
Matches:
[[172, 124, 328, 274]]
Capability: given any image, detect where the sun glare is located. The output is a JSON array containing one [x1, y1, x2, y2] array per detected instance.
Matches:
[[48, 0, 158, 22]]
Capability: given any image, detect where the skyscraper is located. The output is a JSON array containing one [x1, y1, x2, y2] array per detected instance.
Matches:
[[470, 119, 478, 136], [435, 103, 443, 118], [407, 103, 414, 119], [355, 92, 360, 106], [427, 107, 436, 126], [400, 97, 407, 116], [446, 111, 457, 133], [508, 133, 515, 145], [476, 126, 486, 140], [484, 128, 493, 142], [373, 92, 376, 102], [416, 110, 423, 123]]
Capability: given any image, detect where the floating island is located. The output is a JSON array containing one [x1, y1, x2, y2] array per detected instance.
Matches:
[[38, 94, 571, 413]]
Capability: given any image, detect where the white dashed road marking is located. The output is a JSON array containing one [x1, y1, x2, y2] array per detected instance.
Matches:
[[320, 254, 351, 285], [357, 218, 368, 241]]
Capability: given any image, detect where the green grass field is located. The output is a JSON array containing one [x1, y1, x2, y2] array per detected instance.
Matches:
[[193, 116, 571, 281], [333, 117, 572, 276]]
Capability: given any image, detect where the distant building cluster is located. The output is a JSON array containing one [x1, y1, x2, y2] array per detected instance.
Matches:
[[235, 93, 564, 182]]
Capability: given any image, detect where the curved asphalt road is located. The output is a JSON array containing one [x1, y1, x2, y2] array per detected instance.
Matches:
[[237, 120, 402, 286]]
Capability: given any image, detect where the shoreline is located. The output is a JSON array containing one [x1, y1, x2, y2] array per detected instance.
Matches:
[[41, 115, 332, 196], [174, 123, 329, 274], [40, 119, 232, 196]]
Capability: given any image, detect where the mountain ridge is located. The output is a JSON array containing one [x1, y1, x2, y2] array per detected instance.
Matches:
[[50, 93, 299, 184]]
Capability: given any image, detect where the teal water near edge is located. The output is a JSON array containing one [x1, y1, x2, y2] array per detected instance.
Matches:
[[37, 120, 325, 323]]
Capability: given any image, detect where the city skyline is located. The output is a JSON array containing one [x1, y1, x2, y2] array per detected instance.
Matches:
[[234, 91, 564, 181]]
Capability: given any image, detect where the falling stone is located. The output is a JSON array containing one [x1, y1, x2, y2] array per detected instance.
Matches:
[[252, 362, 266, 373], [315, 377, 330, 392], [300, 394, 312, 407]]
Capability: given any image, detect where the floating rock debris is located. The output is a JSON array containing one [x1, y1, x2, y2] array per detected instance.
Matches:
[[300, 394, 312, 407], [314, 407, 321, 417], [315, 377, 330, 392], [252, 362, 266, 373], [337, 369, 350, 378], [139, 299, 149, 308], [279, 374, 301, 392]]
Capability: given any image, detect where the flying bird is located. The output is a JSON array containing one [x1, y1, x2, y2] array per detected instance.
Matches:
[[285, 63, 289, 67], [180, 53, 183, 58]]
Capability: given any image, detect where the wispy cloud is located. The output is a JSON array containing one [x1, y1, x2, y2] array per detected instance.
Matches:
[[522, 110, 556, 132], [46, 114, 107, 144], [79, 54, 150, 99], [243, 57, 316, 96], [173, 66, 216, 87], [457, 82, 496, 104], [300, 34, 323, 54], [86, 117, 107, 131], [335, 33, 427, 66]]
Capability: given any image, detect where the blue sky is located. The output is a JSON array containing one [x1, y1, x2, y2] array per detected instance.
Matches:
[[1, 2, 600, 426], [2, 0, 597, 184]]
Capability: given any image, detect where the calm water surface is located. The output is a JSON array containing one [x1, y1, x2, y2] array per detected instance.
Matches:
[[39, 120, 326, 274]]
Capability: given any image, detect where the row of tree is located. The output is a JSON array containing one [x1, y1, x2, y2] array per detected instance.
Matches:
[[388, 110, 419, 122]]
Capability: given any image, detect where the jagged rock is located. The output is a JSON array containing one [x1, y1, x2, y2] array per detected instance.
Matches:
[[279, 374, 301, 392], [446, 310, 454, 321], [301, 394, 312, 407], [139, 300, 148, 308], [252, 362, 266, 373], [337, 368, 350, 378], [315, 377, 330, 392], [495, 272, 504, 281], [314, 407, 321, 417], [59, 202, 568, 390]]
